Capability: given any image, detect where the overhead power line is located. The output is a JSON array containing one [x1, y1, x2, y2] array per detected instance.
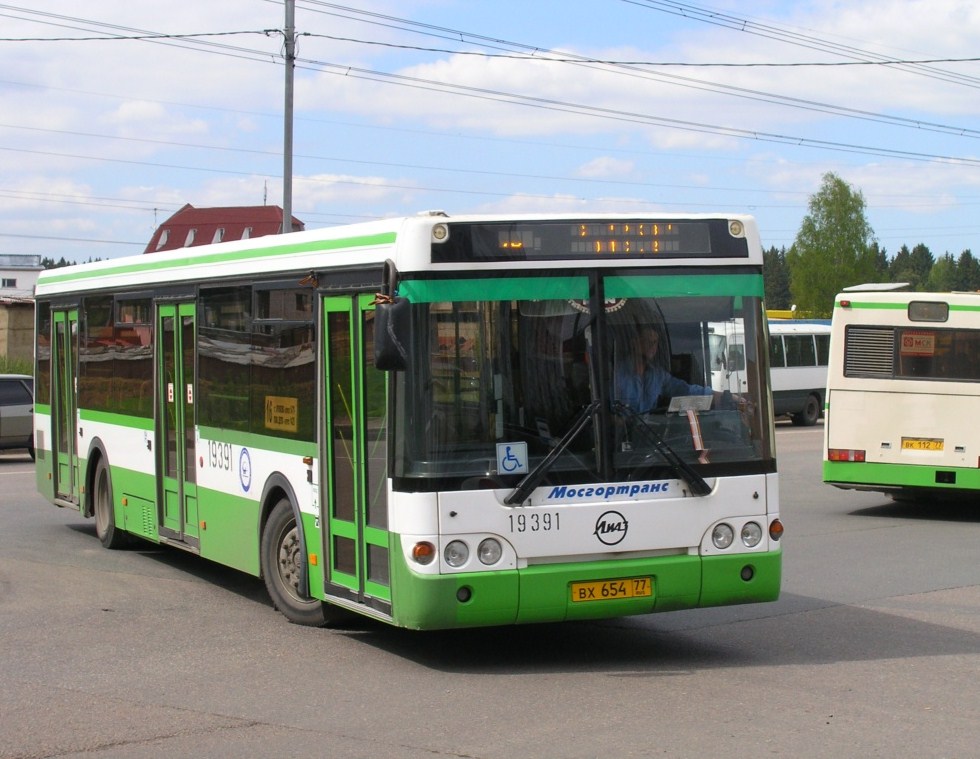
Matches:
[[0, 29, 277, 42], [298, 33, 980, 68], [291, 58, 980, 164], [4, 24, 977, 70], [0, 232, 144, 245], [290, 4, 980, 139], [4, 2, 979, 149], [619, 0, 980, 88]]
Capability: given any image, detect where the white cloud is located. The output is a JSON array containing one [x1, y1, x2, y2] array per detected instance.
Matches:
[[576, 157, 636, 178]]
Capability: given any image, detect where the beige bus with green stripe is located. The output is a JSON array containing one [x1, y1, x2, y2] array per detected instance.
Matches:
[[824, 286, 980, 501]]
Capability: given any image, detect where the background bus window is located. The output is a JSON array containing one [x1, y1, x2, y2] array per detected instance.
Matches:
[[784, 334, 816, 367], [815, 333, 830, 365], [727, 343, 746, 372], [769, 336, 786, 368]]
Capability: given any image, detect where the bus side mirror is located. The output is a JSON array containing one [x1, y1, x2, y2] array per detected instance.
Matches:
[[374, 297, 412, 371]]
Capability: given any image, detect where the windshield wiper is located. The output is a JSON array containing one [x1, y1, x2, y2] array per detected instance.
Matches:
[[504, 399, 601, 506], [612, 401, 712, 497]]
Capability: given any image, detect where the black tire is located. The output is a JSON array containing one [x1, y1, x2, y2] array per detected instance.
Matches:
[[27, 440, 35, 461], [93, 458, 128, 549], [261, 497, 332, 626], [791, 394, 821, 427]]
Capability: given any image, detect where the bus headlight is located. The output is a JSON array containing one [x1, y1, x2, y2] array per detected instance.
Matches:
[[711, 523, 734, 549], [741, 521, 763, 548], [477, 538, 503, 565], [445, 540, 469, 568]]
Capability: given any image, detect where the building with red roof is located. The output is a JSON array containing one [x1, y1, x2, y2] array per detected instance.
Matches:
[[144, 204, 304, 253]]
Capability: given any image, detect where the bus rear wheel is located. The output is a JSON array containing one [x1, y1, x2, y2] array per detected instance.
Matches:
[[261, 498, 332, 627], [791, 394, 821, 427], [93, 458, 128, 549]]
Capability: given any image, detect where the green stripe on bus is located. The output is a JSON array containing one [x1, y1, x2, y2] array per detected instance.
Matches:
[[605, 273, 764, 298], [400, 277, 589, 302], [836, 300, 980, 313], [399, 272, 763, 303], [834, 301, 906, 310], [37, 232, 398, 286], [823, 460, 980, 491]]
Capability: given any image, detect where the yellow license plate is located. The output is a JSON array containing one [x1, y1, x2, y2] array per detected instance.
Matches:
[[901, 437, 944, 451], [570, 577, 652, 603]]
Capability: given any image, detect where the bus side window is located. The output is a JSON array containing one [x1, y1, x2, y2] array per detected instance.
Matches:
[[785, 335, 816, 367], [728, 344, 745, 372], [769, 336, 785, 368], [815, 334, 830, 366]]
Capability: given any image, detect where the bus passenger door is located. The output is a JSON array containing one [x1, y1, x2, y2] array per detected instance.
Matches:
[[51, 309, 80, 503], [321, 295, 391, 614], [156, 303, 199, 547]]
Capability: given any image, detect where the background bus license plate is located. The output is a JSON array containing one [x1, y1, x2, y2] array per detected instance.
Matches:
[[901, 437, 944, 451], [571, 577, 652, 602]]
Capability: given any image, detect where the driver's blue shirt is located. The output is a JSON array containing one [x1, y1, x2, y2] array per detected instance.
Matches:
[[615, 363, 712, 413]]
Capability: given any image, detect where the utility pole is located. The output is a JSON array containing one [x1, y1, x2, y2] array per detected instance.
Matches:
[[282, 0, 295, 234]]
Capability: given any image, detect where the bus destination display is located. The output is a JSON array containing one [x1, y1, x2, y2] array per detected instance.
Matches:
[[432, 219, 749, 263]]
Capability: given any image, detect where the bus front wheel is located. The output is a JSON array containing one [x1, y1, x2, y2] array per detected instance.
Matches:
[[791, 394, 821, 427], [261, 498, 331, 627]]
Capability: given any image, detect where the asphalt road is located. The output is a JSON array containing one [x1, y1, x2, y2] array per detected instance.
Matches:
[[1, 423, 978, 759]]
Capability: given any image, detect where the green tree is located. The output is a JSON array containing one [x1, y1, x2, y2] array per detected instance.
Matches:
[[40, 256, 73, 269], [869, 241, 889, 279], [786, 172, 878, 317], [955, 250, 980, 291], [927, 253, 957, 291], [891, 243, 935, 290], [889, 244, 912, 285], [763, 245, 792, 309], [908, 244, 935, 290]]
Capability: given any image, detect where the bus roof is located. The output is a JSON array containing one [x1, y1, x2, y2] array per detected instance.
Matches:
[[768, 321, 831, 334], [840, 282, 910, 292], [35, 211, 763, 298]]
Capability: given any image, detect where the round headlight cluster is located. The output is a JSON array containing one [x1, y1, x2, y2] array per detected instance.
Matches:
[[711, 521, 764, 550], [441, 537, 504, 568]]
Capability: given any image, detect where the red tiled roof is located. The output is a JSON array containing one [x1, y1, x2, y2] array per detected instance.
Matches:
[[144, 204, 305, 253]]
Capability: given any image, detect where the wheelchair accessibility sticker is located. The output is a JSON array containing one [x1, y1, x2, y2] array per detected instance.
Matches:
[[496, 442, 528, 475]]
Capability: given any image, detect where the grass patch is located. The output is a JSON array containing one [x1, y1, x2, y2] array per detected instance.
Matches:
[[0, 356, 33, 375]]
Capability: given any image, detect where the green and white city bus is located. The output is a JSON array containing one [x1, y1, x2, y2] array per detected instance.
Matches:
[[824, 286, 980, 501], [34, 212, 782, 629]]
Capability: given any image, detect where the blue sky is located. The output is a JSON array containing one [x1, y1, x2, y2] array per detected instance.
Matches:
[[2, 0, 979, 264]]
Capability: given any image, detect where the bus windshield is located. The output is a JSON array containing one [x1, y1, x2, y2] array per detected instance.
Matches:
[[391, 271, 773, 489]]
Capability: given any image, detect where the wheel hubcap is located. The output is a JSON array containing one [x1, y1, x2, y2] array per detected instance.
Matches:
[[277, 524, 304, 601]]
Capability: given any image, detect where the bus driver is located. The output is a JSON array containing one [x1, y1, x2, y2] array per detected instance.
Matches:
[[615, 325, 714, 413]]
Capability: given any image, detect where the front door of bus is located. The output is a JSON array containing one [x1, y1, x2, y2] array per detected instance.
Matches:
[[156, 303, 199, 547], [52, 309, 79, 503], [321, 295, 390, 613]]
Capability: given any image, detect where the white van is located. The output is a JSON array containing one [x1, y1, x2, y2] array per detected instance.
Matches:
[[710, 320, 830, 426]]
